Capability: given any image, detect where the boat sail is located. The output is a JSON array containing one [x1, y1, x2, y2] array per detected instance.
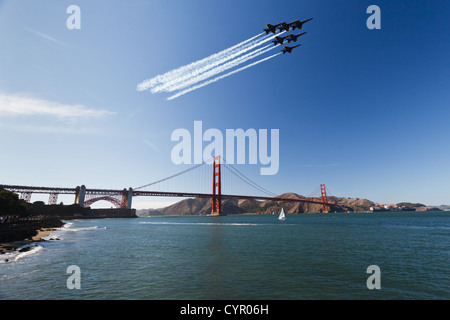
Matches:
[[278, 208, 286, 221]]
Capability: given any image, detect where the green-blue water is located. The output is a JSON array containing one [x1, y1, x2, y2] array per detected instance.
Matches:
[[1, 212, 449, 299]]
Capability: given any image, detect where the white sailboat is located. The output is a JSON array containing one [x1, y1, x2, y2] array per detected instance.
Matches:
[[278, 208, 286, 221]]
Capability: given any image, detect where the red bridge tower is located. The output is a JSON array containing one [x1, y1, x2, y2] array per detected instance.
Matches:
[[320, 184, 329, 213], [211, 156, 222, 215]]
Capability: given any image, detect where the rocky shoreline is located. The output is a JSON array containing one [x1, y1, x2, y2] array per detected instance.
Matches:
[[0, 217, 64, 254]]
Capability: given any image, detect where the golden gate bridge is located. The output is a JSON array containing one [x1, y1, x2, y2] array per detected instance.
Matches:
[[0, 156, 342, 215]]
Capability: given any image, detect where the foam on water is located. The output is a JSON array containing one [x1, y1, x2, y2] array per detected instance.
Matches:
[[14, 245, 43, 261], [0, 223, 106, 264], [0, 268, 41, 281], [0, 244, 44, 263], [59, 225, 106, 232], [139, 221, 268, 226]]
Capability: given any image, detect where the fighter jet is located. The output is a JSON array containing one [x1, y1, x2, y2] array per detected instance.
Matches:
[[281, 44, 301, 54], [286, 32, 307, 43], [289, 18, 313, 31], [277, 22, 290, 32], [272, 35, 289, 45], [263, 23, 281, 35]]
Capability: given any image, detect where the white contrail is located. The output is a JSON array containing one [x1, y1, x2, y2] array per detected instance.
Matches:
[[167, 52, 282, 100], [138, 33, 266, 90], [149, 32, 284, 94], [137, 31, 286, 99], [151, 32, 284, 94], [161, 44, 276, 94], [137, 33, 267, 91], [149, 34, 272, 93]]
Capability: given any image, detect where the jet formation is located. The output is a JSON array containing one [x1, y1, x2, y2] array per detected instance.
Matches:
[[264, 18, 312, 54]]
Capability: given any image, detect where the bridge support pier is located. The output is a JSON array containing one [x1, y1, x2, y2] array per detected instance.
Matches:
[[20, 192, 32, 203], [121, 188, 133, 209], [74, 185, 86, 207], [49, 192, 59, 205], [127, 188, 133, 209]]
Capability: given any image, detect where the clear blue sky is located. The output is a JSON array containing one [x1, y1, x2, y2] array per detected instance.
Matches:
[[0, 0, 449, 208]]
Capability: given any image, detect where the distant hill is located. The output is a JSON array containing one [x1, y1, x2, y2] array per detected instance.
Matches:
[[136, 193, 449, 217], [137, 198, 251, 216], [136, 193, 387, 216]]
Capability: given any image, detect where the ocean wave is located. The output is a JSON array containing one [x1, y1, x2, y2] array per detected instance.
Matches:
[[43, 234, 64, 241], [0, 269, 41, 280], [139, 221, 266, 226], [61, 226, 106, 232], [12, 244, 43, 262], [385, 224, 450, 231], [61, 222, 73, 229]]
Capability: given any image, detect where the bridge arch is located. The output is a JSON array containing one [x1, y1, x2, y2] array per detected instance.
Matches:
[[83, 196, 121, 208]]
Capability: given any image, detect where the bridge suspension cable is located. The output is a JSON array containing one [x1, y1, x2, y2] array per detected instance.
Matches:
[[222, 157, 276, 197], [133, 156, 276, 198], [133, 158, 213, 191], [307, 185, 321, 198]]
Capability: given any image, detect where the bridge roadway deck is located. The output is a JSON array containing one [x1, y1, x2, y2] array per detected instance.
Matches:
[[1, 185, 339, 208], [132, 191, 340, 208]]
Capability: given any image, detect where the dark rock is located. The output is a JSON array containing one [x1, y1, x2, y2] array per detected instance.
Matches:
[[0, 217, 64, 243]]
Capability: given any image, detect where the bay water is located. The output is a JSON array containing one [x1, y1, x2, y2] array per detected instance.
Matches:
[[1, 212, 449, 300]]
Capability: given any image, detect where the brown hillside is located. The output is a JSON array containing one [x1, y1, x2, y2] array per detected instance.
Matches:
[[136, 192, 389, 216]]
